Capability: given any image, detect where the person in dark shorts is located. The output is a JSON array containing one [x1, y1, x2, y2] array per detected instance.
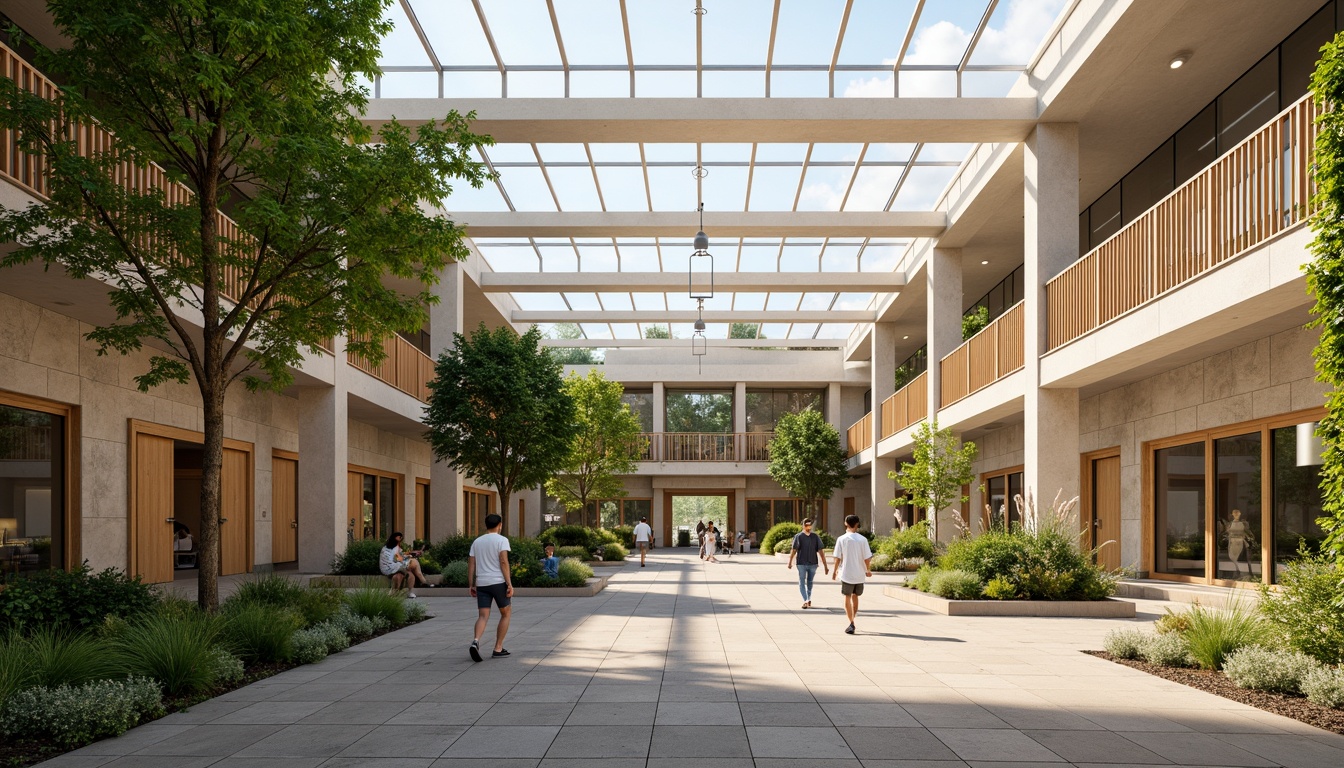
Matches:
[[468, 513, 513, 661], [830, 514, 873, 635], [787, 517, 829, 609]]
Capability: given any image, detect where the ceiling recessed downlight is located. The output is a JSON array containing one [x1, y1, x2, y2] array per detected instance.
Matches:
[[1169, 52, 1190, 69], [980, 260, 990, 265]]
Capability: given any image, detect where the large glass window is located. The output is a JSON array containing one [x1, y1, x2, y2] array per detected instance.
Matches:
[[465, 487, 495, 536], [1214, 433, 1262, 582], [1154, 442, 1206, 577], [1281, 3, 1335, 104], [744, 497, 822, 545], [621, 390, 654, 433], [1089, 184, 1122, 247], [665, 390, 733, 433], [0, 402, 64, 572], [745, 389, 824, 432], [981, 468, 1023, 530], [1271, 426, 1326, 579], [1218, 53, 1279, 151], [582, 497, 652, 529], [1122, 139, 1174, 225]]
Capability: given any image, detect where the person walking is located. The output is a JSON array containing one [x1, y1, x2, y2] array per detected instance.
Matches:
[[633, 516, 654, 567], [830, 514, 873, 635], [703, 523, 719, 563], [696, 519, 707, 559], [787, 517, 828, 609], [468, 513, 513, 661]]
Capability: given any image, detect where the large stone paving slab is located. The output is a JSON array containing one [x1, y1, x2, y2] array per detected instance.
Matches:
[[36, 549, 1344, 767]]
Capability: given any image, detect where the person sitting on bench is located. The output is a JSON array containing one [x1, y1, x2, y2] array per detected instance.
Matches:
[[379, 531, 428, 598]]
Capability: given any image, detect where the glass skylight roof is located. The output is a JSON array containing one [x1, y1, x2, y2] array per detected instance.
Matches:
[[376, 0, 1070, 344]]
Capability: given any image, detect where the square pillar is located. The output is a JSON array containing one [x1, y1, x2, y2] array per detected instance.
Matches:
[[297, 340, 346, 572], [733, 382, 747, 434], [1024, 123, 1081, 510], [429, 262, 465, 536], [870, 323, 898, 534], [826, 382, 842, 429], [927, 247, 963, 419]]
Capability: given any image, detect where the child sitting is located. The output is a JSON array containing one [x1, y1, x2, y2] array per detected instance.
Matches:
[[541, 543, 560, 580]]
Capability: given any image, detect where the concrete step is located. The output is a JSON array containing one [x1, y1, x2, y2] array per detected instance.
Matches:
[[1116, 579, 1261, 609]]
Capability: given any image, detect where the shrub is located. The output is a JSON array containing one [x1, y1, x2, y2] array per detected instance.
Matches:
[[1258, 552, 1344, 665], [0, 635, 30, 710], [509, 537, 546, 569], [940, 531, 1030, 584], [1302, 665, 1344, 708], [818, 530, 836, 548], [869, 553, 894, 572], [111, 612, 222, 697], [510, 558, 540, 588], [592, 528, 621, 547], [328, 609, 375, 640], [1017, 566, 1075, 601], [221, 603, 302, 663], [0, 677, 163, 747], [1154, 607, 1191, 635], [1140, 631, 1193, 667], [0, 565, 156, 635], [329, 539, 383, 576], [1103, 628, 1150, 660], [428, 534, 475, 567], [909, 563, 937, 592], [1181, 601, 1272, 670], [417, 553, 442, 575], [441, 560, 470, 588], [226, 576, 342, 628], [556, 557, 594, 587], [760, 522, 803, 556], [23, 627, 120, 688], [611, 525, 636, 548], [209, 648, 244, 685], [1222, 646, 1318, 694], [556, 545, 589, 560], [1072, 569, 1119, 600], [603, 542, 629, 560], [773, 539, 794, 554], [344, 586, 407, 627], [937, 526, 1113, 601], [538, 525, 594, 552], [983, 575, 1017, 600], [929, 569, 983, 600], [882, 521, 937, 561], [290, 628, 330, 664], [405, 601, 428, 623]]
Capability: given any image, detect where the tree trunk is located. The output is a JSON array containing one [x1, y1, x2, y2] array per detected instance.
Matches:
[[498, 488, 511, 535], [197, 385, 225, 611]]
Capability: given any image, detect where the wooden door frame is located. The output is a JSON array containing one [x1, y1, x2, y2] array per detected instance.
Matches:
[[347, 463, 406, 540], [663, 489, 736, 547], [414, 477, 430, 542], [463, 485, 499, 536], [128, 419, 254, 578], [1080, 447, 1121, 555], [979, 464, 1024, 527], [0, 389, 80, 571], [271, 450, 299, 564]]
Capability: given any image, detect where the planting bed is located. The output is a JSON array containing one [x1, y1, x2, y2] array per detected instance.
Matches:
[[884, 585, 1136, 616]]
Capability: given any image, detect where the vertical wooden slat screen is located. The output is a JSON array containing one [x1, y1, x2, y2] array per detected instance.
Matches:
[[846, 412, 874, 457], [877, 371, 929, 441], [939, 301, 1025, 408], [347, 333, 436, 403], [1046, 94, 1319, 350]]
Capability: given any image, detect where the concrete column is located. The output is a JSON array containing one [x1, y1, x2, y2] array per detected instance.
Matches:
[[927, 247, 963, 420], [1024, 124, 1081, 511], [297, 338, 347, 573], [733, 382, 747, 434], [651, 491, 665, 546], [870, 322, 898, 535], [826, 382, 842, 430], [651, 382, 665, 461], [429, 262, 465, 536]]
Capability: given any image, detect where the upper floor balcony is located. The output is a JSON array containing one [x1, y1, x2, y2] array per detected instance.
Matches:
[[636, 432, 773, 463]]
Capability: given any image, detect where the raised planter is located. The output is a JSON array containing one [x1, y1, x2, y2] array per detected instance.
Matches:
[[430, 574, 610, 597], [311, 574, 444, 588], [883, 585, 1136, 617], [587, 559, 629, 568]]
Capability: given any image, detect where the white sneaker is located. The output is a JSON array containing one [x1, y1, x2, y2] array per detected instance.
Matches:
[[407, 592, 417, 599]]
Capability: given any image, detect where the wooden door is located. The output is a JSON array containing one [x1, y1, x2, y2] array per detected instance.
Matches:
[[843, 496, 855, 532], [1091, 455, 1122, 570], [414, 480, 429, 542], [133, 432, 175, 584], [220, 447, 251, 576], [271, 455, 298, 563], [347, 472, 364, 541]]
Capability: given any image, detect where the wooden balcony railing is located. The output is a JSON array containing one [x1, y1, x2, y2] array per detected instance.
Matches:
[[1048, 94, 1320, 349], [940, 302, 1025, 406], [846, 412, 873, 457], [347, 334, 435, 403], [0, 425, 53, 460], [634, 432, 774, 462], [880, 371, 928, 439]]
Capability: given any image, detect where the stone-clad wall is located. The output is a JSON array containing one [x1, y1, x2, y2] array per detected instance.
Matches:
[[1078, 324, 1326, 572]]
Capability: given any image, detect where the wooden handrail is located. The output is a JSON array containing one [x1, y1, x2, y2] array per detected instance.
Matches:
[[880, 371, 928, 440], [347, 334, 434, 403], [1047, 94, 1319, 349], [846, 412, 873, 457], [940, 302, 1025, 407], [631, 432, 774, 462]]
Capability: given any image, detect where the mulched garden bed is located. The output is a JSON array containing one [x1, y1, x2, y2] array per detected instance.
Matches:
[[1085, 650, 1344, 735], [0, 618, 425, 768]]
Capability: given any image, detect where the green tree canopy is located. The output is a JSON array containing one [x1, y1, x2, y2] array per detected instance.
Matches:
[[729, 322, 761, 339], [0, 0, 490, 609], [425, 324, 578, 523], [545, 370, 644, 519], [889, 420, 977, 540], [767, 409, 850, 518], [643, 324, 672, 339], [665, 391, 733, 433], [546, 322, 599, 365]]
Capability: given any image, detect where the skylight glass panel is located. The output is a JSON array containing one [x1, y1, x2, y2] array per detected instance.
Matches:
[[643, 143, 696, 164], [618, 244, 662, 272], [703, 323, 729, 338], [969, 0, 1067, 66], [476, 245, 539, 272], [496, 167, 557, 211], [480, 0, 562, 66], [627, 1, 695, 65], [917, 143, 975, 161], [702, 0, 773, 65], [817, 323, 856, 339], [703, 71, 766, 98], [647, 167, 699, 213], [413, 0, 497, 67], [546, 167, 603, 211], [701, 144, 753, 163], [772, 0, 846, 65], [809, 144, 864, 163], [636, 71, 697, 97], [759, 323, 790, 339], [835, 292, 876, 310], [766, 292, 802, 310], [748, 166, 804, 211], [899, 70, 957, 97], [571, 71, 630, 98], [552, 0, 628, 65], [443, 72, 503, 98], [563, 292, 602, 311], [589, 144, 644, 163], [770, 71, 829, 97], [821, 243, 861, 271], [669, 323, 695, 338], [796, 165, 852, 212], [379, 2, 433, 67], [486, 144, 542, 164], [579, 245, 620, 271], [892, 165, 958, 210], [594, 167, 649, 211], [443, 180, 511, 212], [731, 293, 768, 311], [779, 243, 820, 271], [537, 144, 591, 164], [699, 166, 750, 213], [609, 323, 640, 338], [598, 293, 633, 310], [844, 166, 902, 211], [538, 245, 578, 272], [514, 293, 570, 311], [581, 324, 612, 339], [799, 293, 835, 311], [839, 70, 897, 99], [378, 72, 438, 98], [860, 243, 903, 272], [753, 144, 809, 163], [788, 323, 818, 339], [737, 244, 777, 272], [640, 323, 672, 338], [632, 294, 666, 311], [508, 71, 566, 98], [961, 71, 1022, 98], [666, 293, 699, 311], [838, 0, 918, 64], [906, 0, 988, 66]]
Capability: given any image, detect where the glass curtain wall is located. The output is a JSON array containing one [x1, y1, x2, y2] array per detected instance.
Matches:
[[0, 402, 64, 572], [1214, 433, 1262, 582], [982, 468, 1023, 530], [745, 389, 824, 432], [586, 498, 653, 528], [1154, 442, 1207, 578], [621, 391, 654, 433], [1271, 426, 1326, 575]]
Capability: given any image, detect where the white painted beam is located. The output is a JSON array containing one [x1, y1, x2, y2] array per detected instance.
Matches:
[[514, 310, 872, 323], [540, 338, 846, 348], [367, 97, 1041, 143], [456, 211, 945, 238], [479, 272, 902, 293]]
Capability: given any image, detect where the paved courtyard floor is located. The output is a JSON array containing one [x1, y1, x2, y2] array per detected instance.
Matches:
[[45, 549, 1344, 768]]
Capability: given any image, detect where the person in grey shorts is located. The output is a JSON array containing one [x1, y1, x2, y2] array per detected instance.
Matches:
[[468, 513, 513, 661], [830, 514, 873, 635], [786, 517, 829, 609]]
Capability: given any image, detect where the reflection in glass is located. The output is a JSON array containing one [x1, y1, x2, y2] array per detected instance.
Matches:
[[747, 500, 771, 544], [1272, 426, 1326, 580], [1007, 472, 1023, 529], [986, 475, 1006, 529], [1214, 433, 1261, 582], [361, 476, 376, 540], [1155, 442, 1206, 577], [0, 404, 63, 571], [599, 500, 621, 529], [378, 477, 396, 541]]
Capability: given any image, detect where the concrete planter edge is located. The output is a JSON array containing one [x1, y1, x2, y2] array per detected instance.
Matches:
[[882, 585, 1136, 617]]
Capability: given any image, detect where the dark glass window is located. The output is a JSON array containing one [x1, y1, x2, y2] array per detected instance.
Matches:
[[1271, 426, 1326, 580], [745, 389, 824, 431], [1154, 442, 1207, 577], [665, 391, 733, 433], [1090, 184, 1123, 247], [1214, 433, 1262, 582], [1122, 139, 1174, 225], [0, 403, 64, 572], [620, 391, 654, 432], [1218, 53, 1280, 150], [1175, 104, 1217, 185], [1282, 3, 1335, 104], [1079, 210, 1091, 253]]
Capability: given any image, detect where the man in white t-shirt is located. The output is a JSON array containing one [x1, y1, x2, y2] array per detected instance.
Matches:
[[468, 513, 513, 661], [632, 516, 654, 567], [830, 514, 873, 635]]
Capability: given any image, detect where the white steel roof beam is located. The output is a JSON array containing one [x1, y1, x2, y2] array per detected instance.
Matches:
[[456, 211, 945, 238], [514, 310, 873, 323], [479, 272, 904, 293]]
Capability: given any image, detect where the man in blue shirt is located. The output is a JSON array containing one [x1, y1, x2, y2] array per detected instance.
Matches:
[[541, 543, 560, 580], [787, 517, 829, 609]]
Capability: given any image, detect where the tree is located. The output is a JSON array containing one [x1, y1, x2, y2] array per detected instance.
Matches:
[[545, 370, 644, 523], [546, 322, 599, 365], [767, 409, 850, 519], [643, 324, 671, 339], [729, 322, 760, 339], [425, 323, 578, 526], [0, 1, 490, 609], [665, 391, 732, 433], [1307, 32, 1344, 563], [889, 420, 977, 541]]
